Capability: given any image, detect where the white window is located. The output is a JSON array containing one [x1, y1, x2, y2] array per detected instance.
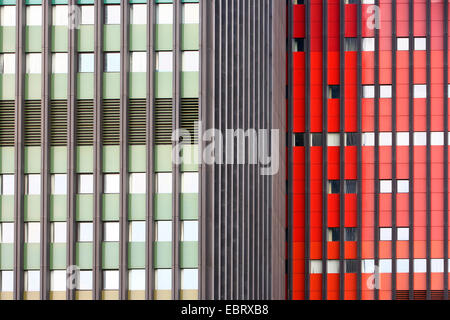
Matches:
[[363, 85, 374, 98], [130, 52, 146, 73], [181, 269, 198, 290], [156, 173, 172, 193], [1, 223, 14, 243], [155, 269, 171, 290], [431, 259, 444, 273], [130, 4, 147, 24], [414, 37, 426, 51], [104, 222, 119, 242], [26, 6, 42, 26], [362, 133, 375, 146], [397, 259, 409, 273], [0, 271, 13, 292], [156, 4, 173, 24], [79, 271, 92, 290], [361, 259, 375, 273], [397, 228, 409, 241], [380, 180, 392, 193], [156, 52, 173, 72], [52, 53, 68, 74], [327, 260, 339, 274], [327, 133, 340, 147], [104, 5, 120, 25], [362, 38, 374, 51], [26, 222, 40, 243], [104, 53, 120, 73], [104, 174, 120, 194], [397, 180, 409, 193], [431, 132, 444, 146], [156, 221, 172, 242], [52, 5, 68, 26], [181, 221, 198, 242], [129, 221, 146, 242], [78, 174, 93, 194], [310, 260, 323, 274], [26, 174, 41, 195], [182, 3, 199, 24], [414, 259, 427, 273], [129, 173, 146, 194], [79, 53, 94, 73], [362, 0, 375, 3], [380, 259, 392, 273], [0, 54, 15, 74], [414, 84, 427, 98], [51, 174, 67, 195], [414, 132, 427, 146], [379, 132, 392, 146], [181, 172, 198, 193], [50, 270, 66, 291], [0, 6, 16, 26], [81, 5, 94, 25], [397, 132, 409, 146], [380, 85, 392, 98], [182, 51, 199, 72], [397, 38, 409, 51], [103, 270, 119, 290], [2, 174, 15, 195], [51, 222, 66, 243], [25, 270, 40, 292], [26, 53, 42, 74], [380, 228, 392, 241], [78, 223, 93, 242], [129, 269, 145, 290]]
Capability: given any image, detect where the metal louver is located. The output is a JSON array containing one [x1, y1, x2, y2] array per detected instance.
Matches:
[[129, 99, 146, 145], [102, 99, 120, 145], [181, 98, 199, 145], [154, 98, 172, 145], [0, 100, 15, 146], [24, 100, 41, 146], [50, 100, 67, 146], [76, 100, 94, 146]]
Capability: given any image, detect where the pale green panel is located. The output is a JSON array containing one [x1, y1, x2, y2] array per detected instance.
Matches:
[[24, 243, 40, 270], [102, 242, 119, 269], [51, 26, 68, 52], [0, 196, 14, 222], [154, 145, 172, 172], [50, 146, 67, 173], [103, 145, 120, 173], [181, 24, 199, 50], [155, 24, 172, 51], [154, 72, 172, 99], [103, 73, 120, 99], [77, 73, 94, 99], [51, 74, 68, 99], [24, 147, 41, 173], [0, 243, 13, 270], [128, 194, 145, 221], [179, 242, 198, 268], [0, 27, 15, 52], [181, 72, 199, 98], [181, 145, 199, 172], [0, 147, 15, 173], [103, 25, 120, 52], [129, 73, 146, 99], [102, 194, 119, 221], [76, 242, 93, 269], [153, 242, 171, 268], [180, 193, 198, 220], [129, 145, 146, 173], [50, 243, 66, 269], [154, 193, 172, 221], [128, 242, 145, 269], [129, 25, 146, 51], [78, 25, 94, 52], [76, 194, 94, 221], [0, 74, 15, 100], [25, 26, 42, 52], [24, 195, 40, 222], [50, 195, 67, 221], [25, 74, 42, 99], [76, 146, 93, 173]]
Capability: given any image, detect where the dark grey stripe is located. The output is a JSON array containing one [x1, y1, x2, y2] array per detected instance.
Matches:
[[425, 0, 431, 301], [408, 0, 414, 301], [444, 0, 449, 301], [356, 0, 362, 301], [374, 0, 380, 302]]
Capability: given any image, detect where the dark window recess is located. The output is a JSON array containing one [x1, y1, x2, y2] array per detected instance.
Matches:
[[181, 98, 199, 145], [102, 99, 120, 145], [344, 227, 358, 241], [294, 133, 305, 146], [76, 100, 94, 146], [24, 100, 42, 146], [346, 132, 358, 146], [345, 260, 358, 273], [293, 38, 304, 52], [311, 133, 322, 146], [345, 0, 357, 4], [344, 38, 357, 51], [328, 180, 340, 194], [155, 98, 173, 145], [328, 85, 340, 99], [129, 99, 146, 145], [293, 0, 305, 4], [50, 100, 67, 146], [0, 100, 15, 146], [328, 228, 340, 241], [345, 180, 357, 194]]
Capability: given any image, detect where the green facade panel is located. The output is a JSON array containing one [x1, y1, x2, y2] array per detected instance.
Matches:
[[50, 243, 66, 270], [155, 24, 172, 51], [0, 147, 14, 174], [154, 72, 172, 98], [24, 243, 40, 270], [25, 74, 42, 100], [76, 146, 93, 173], [0, 243, 13, 270], [103, 25, 120, 52], [78, 25, 94, 52], [103, 145, 120, 172], [129, 25, 146, 51], [76, 194, 94, 221], [180, 193, 198, 220], [180, 242, 198, 268], [154, 194, 172, 221], [77, 73, 94, 99], [154, 145, 172, 172], [129, 194, 146, 221], [181, 24, 199, 50], [102, 242, 119, 269], [181, 145, 199, 172], [0, 27, 14, 52], [153, 242, 171, 268], [181, 72, 199, 98], [103, 194, 120, 221], [50, 195, 67, 221], [24, 147, 41, 173], [128, 242, 145, 269], [129, 145, 146, 172], [51, 74, 68, 99], [25, 26, 41, 52], [103, 73, 120, 99], [24, 195, 40, 222], [76, 242, 93, 269], [0, 196, 14, 222], [51, 26, 68, 52], [129, 73, 146, 99], [0, 74, 15, 100], [50, 146, 67, 173]]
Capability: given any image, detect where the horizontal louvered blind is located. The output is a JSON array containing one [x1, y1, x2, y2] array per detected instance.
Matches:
[[76, 100, 94, 146], [24, 100, 41, 146], [396, 290, 445, 300], [50, 100, 67, 146], [102, 99, 120, 145], [129, 99, 146, 145], [181, 98, 199, 145], [154, 98, 172, 145], [0, 100, 15, 146]]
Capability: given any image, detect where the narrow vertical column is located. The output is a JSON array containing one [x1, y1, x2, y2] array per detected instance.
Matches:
[[408, 0, 414, 301], [443, 0, 449, 301], [40, 0, 51, 301], [425, 0, 431, 301], [356, 0, 362, 301], [374, 0, 380, 302], [13, 0, 25, 301]]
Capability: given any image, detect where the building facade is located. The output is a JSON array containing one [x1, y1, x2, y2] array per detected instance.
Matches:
[[287, 0, 450, 300]]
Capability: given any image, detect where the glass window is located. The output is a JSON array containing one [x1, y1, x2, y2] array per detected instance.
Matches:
[[182, 51, 199, 72], [362, 0, 375, 3], [2, 174, 15, 195], [181, 269, 198, 290], [327, 180, 340, 194], [345, 260, 358, 273], [26, 174, 41, 195], [327, 260, 339, 274], [380, 85, 392, 98], [81, 5, 94, 25], [181, 221, 198, 242], [25, 270, 40, 291], [380, 259, 392, 273], [129, 173, 146, 194], [397, 228, 409, 241], [104, 5, 120, 25], [78, 174, 94, 194], [51, 174, 67, 195], [327, 133, 340, 147], [155, 269, 171, 290], [397, 132, 409, 146], [361, 259, 375, 273], [52, 5, 68, 26], [414, 37, 426, 50], [26, 53, 42, 74], [0, 54, 15, 74], [26, 5, 42, 26], [52, 53, 68, 74], [397, 259, 409, 273], [294, 133, 305, 147], [50, 270, 66, 291], [130, 4, 147, 24], [344, 38, 357, 51], [181, 172, 198, 193], [130, 52, 146, 73], [26, 222, 40, 243], [182, 3, 199, 24], [431, 259, 444, 273], [105, 53, 120, 73], [79, 270, 92, 290], [1, 223, 14, 243], [79, 53, 94, 73], [414, 84, 427, 98], [78, 223, 93, 242], [156, 221, 172, 242], [129, 269, 145, 290], [310, 133, 322, 146], [293, 38, 304, 52], [363, 85, 375, 98], [156, 52, 173, 72], [51, 222, 66, 243], [380, 180, 392, 193], [397, 38, 409, 51], [104, 222, 119, 242], [156, 4, 173, 24], [380, 228, 392, 241], [0, 271, 13, 292], [0, 6, 16, 26], [379, 132, 392, 146], [362, 38, 374, 51], [414, 259, 427, 273], [103, 270, 119, 290], [129, 221, 146, 242], [310, 260, 322, 274], [397, 180, 409, 193], [414, 132, 427, 146], [327, 228, 340, 241], [156, 173, 172, 193], [344, 227, 358, 241], [431, 132, 444, 146], [104, 174, 120, 194], [362, 133, 375, 146], [345, 180, 357, 194], [327, 85, 339, 99]]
